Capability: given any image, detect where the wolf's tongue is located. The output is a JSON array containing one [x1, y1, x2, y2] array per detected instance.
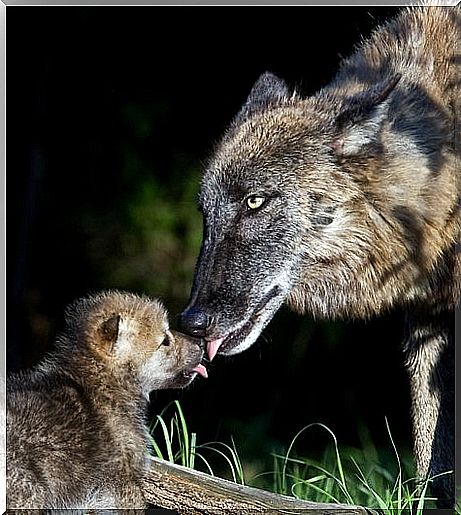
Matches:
[[207, 337, 224, 361], [192, 363, 208, 379]]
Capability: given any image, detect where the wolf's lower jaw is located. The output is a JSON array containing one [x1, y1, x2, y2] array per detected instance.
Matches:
[[209, 286, 288, 358]]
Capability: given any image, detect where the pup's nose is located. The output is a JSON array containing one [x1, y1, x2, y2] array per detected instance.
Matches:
[[178, 307, 210, 338]]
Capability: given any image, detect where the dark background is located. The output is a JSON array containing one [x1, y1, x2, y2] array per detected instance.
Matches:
[[8, 6, 413, 486]]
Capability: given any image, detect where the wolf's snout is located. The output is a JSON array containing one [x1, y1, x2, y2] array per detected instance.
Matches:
[[178, 307, 211, 337]]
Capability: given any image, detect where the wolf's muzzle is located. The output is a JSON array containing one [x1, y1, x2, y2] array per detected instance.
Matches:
[[177, 306, 211, 338]]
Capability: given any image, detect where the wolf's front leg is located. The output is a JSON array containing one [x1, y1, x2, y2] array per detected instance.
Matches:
[[404, 309, 454, 508]]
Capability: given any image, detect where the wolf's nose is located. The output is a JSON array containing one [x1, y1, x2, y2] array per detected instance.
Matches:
[[178, 307, 210, 338]]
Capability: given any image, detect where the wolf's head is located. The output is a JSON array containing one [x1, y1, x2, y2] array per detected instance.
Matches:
[[179, 71, 412, 359]]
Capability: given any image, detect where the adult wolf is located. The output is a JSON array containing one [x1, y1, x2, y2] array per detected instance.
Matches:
[[178, 7, 460, 508]]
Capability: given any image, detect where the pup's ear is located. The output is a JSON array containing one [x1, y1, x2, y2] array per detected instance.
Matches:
[[98, 314, 121, 354], [234, 71, 295, 124], [331, 74, 401, 156]]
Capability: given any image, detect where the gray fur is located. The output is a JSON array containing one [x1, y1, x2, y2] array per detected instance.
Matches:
[[7, 291, 204, 510], [181, 7, 460, 508]]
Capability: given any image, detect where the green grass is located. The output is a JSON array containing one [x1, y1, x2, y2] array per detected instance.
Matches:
[[257, 419, 451, 514], [148, 402, 451, 513], [148, 400, 245, 484]]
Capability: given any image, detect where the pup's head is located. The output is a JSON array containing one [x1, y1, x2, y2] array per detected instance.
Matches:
[[64, 291, 207, 392]]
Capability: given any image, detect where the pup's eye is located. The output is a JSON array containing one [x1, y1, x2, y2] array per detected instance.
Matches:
[[246, 195, 266, 210], [161, 336, 170, 347]]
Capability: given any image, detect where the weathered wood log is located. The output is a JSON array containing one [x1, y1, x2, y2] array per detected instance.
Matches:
[[142, 457, 378, 514]]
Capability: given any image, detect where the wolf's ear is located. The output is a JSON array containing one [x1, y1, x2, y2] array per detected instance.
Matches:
[[98, 314, 121, 354], [330, 74, 401, 156], [234, 71, 293, 124]]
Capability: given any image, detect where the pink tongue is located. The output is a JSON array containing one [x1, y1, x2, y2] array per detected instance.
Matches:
[[192, 363, 208, 379], [207, 337, 224, 361]]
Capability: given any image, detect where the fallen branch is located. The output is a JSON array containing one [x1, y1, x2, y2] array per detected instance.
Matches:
[[142, 457, 378, 514]]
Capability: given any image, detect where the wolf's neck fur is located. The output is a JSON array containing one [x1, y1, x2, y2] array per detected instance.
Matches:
[[286, 8, 460, 320]]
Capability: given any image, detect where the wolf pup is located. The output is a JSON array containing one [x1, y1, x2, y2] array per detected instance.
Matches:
[[7, 291, 207, 510], [179, 7, 460, 508]]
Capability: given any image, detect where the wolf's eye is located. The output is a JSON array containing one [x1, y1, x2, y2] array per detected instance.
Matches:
[[246, 195, 266, 210]]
